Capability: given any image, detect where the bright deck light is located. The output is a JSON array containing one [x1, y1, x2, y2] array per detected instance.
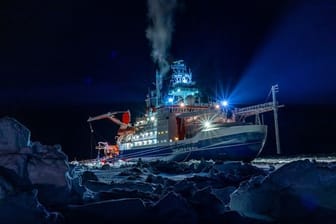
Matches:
[[221, 100, 228, 107], [168, 97, 173, 103], [203, 121, 211, 129]]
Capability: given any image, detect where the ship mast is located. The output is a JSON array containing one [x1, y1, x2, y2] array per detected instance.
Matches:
[[272, 84, 281, 154]]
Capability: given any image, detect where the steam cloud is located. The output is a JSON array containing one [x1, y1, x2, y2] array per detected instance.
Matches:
[[146, 0, 178, 76]]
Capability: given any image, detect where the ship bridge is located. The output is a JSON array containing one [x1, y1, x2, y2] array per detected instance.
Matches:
[[170, 60, 195, 86], [166, 60, 200, 105]]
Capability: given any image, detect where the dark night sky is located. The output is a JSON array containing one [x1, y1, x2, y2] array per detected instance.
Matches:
[[1, 0, 336, 159], [1, 0, 307, 105]]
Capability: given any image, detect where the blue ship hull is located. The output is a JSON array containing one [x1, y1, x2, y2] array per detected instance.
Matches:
[[118, 126, 267, 162]]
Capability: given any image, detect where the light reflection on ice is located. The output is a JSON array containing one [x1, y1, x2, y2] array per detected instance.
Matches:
[[252, 155, 336, 168], [70, 155, 336, 183], [70, 159, 136, 169], [67, 155, 336, 222]]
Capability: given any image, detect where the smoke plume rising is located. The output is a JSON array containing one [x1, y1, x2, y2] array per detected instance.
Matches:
[[146, 0, 178, 76]]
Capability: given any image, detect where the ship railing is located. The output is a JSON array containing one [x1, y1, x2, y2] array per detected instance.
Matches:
[[157, 103, 225, 115], [158, 102, 211, 109], [235, 102, 284, 117]]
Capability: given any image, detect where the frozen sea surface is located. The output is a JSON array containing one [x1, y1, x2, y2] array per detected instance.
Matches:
[[3, 117, 336, 223], [67, 155, 336, 223], [252, 155, 336, 169]]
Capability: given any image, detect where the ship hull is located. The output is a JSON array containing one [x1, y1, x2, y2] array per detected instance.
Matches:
[[118, 125, 267, 162]]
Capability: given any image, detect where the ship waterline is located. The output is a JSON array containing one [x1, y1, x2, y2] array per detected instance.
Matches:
[[118, 124, 267, 162]]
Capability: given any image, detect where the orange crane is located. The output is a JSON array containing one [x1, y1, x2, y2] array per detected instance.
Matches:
[[87, 110, 135, 159], [87, 110, 131, 129]]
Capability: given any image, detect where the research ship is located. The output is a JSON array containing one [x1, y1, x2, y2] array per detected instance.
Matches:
[[88, 60, 281, 162]]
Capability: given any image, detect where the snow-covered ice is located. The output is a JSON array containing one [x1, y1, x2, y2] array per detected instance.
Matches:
[[1, 116, 336, 223]]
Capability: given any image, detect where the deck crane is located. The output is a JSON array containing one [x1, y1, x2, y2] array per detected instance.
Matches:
[[87, 110, 135, 159], [87, 110, 131, 129]]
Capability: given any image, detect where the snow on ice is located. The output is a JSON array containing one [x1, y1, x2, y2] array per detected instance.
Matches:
[[1, 116, 336, 223], [230, 159, 336, 223]]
